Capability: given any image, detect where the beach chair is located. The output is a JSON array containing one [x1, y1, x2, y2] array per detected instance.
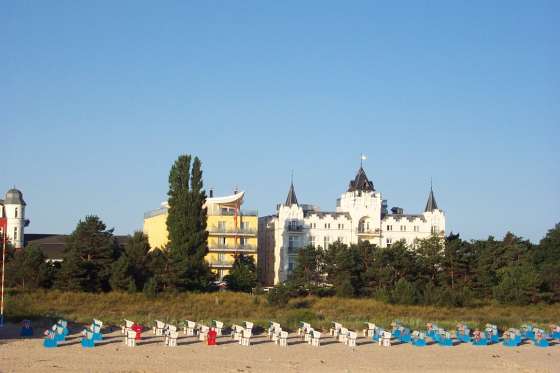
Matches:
[[426, 323, 439, 340], [502, 328, 522, 347], [363, 322, 375, 337], [381, 331, 392, 347], [231, 324, 244, 341], [43, 330, 58, 348], [330, 322, 342, 337], [279, 330, 288, 347], [372, 327, 384, 343], [339, 327, 349, 344], [347, 331, 357, 347], [485, 324, 500, 344], [81, 329, 96, 348], [91, 320, 103, 341], [456, 323, 471, 343], [298, 322, 311, 338], [153, 320, 165, 336], [57, 320, 69, 336], [533, 329, 549, 347], [212, 320, 224, 336], [164, 325, 178, 345], [472, 330, 488, 346], [198, 325, 210, 342], [521, 324, 535, 341], [168, 330, 178, 347], [437, 329, 453, 347], [240, 328, 252, 346], [399, 327, 411, 343], [126, 330, 137, 347], [184, 320, 196, 336], [20, 319, 33, 338], [391, 321, 402, 339], [269, 321, 281, 339], [122, 319, 134, 334], [411, 331, 427, 347], [311, 330, 321, 347], [550, 324, 560, 341]]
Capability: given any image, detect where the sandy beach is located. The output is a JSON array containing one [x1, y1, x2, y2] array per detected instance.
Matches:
[[1, 323, 558, 373]]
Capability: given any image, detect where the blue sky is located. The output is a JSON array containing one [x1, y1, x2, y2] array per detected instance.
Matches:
[[1, 1, 558, 242]]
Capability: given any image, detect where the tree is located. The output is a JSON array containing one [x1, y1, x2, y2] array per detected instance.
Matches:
[[166, 155, 212, 291], [56, 215, 118, 292], [493, 263, 540, 305], [534, 223, 560, 302], [224, 254, 257, 292], [120, 231, 151, 290], [6, 244, 50, 289], [288, 245, 324, 288], [109, 255, 133, 291], [391, 278, 416, 305]]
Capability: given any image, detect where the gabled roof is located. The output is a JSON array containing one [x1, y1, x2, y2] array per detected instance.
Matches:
[[348, 167, 375, 192], [424, 188, 439, 212], [285, 183, 298, 206]]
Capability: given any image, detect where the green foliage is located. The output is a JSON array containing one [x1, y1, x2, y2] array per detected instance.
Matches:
[[493, 263, 541, 305], [288, 245, 324, 288], [165, 154, 211, 291], [56, 215, 118, 292], [224, 254, 257, 292], [5, 245, 52, 289], [391, 278, 416, 305], [267, 284, 291, 307], [109, 255, 132, 291], [143, 277, 158, 298]]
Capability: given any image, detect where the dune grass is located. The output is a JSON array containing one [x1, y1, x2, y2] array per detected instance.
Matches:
[[5, 290, 559, 332]]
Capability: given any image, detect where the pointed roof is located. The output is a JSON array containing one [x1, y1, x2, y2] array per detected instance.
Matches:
[[285, 182, 298, 206], [348, 167, 375, 192], [424, 187, 439, 212]]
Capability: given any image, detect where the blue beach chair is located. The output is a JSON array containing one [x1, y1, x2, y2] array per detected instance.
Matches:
[[485, 324, 500, 344], [549, 324, 560, 340], [411, 331, 427, 347], [81, 329, 96, 348], [502, 328, 522, 347], [436, 329, 453, 347], [533, 329, 550, 348], [456, 323, 471, 343], [43, 330, 58, 348], [20, 320, 33, 337], [472, 330, 489, 346], [521, 324, 535, 341]]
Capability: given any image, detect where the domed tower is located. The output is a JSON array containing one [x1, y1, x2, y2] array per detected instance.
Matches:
[[4, 188, 27, 249]]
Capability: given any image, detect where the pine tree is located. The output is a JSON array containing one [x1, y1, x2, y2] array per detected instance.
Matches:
[[165, 154, 212, 291], [224, 254, 257, 292], [56, 215, 118, 292], [109, 255, 132, 291]]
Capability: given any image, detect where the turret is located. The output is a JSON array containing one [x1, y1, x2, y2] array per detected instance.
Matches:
[[4, 188, 27, 249]]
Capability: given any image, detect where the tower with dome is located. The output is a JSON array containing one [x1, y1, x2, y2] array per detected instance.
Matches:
[[0, 188, 29, 249]]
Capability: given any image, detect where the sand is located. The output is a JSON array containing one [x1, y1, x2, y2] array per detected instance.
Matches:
[[1, 323, 559, 373]]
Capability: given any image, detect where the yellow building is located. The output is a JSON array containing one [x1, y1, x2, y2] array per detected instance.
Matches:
[[143, 191, 258, 279]]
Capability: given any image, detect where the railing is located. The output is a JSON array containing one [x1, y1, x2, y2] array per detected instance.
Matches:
[[144, 207, 167, 219], [287, 225, 304, 232], [207, 209, 258, 217], [357, 228, 381, 235], [208, 227, 257, 235], [208, 244, 257, 252], [208, 259, 235, 267]]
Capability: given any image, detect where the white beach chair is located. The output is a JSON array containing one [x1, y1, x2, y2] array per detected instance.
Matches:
[[311, 330, 321, 347], [168, 330, 178, 347], [241, 328, 252, 346], [126, 330, 137, 347], [184, 320, 196, 336], [232, 325, 244, 341], [339, 327, 349, 344], [330, 322, 342, 337], [122, 319, 134, 335], [213, 320, 224, 336], [244, 321, 254, 331], [347, 331, 357, 347], [279, 331, 288, 347], [363, 322, 375, 337], [198, 325, 209, 341], [153, 320, 165, 336], [381, 331, 392, 347]]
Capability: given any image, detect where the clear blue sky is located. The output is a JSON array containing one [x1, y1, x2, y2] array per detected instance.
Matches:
[[1, 1, 558, 242]]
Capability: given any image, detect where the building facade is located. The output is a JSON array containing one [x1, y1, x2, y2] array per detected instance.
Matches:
[[0, 188, 29, 249], [258, 167, 445, 285], [143, 190, 258, 279]]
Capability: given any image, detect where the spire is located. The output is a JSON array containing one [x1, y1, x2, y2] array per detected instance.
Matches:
[[348, 166, 374, 192], [424, 184, 439, 212], [285, 182, 298, 206]]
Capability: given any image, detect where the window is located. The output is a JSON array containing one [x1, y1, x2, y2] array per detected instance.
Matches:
[[414, 226, 419, 232], [338, 236, 344, 243], [15, 208, 18, 218], [310, 236, 315, 247], [386, 238, 392, 247], [310, 223, 316, 229], [239, 237, 247, 246], [323, 236, 330, 250], [14, 227, 17, 240], [218, 221, 226, 231], [387, 225, 393, 231], [337, 223, 344, 230], [218, 236, 226, 245], [240, 221, 250, 230], [401, 225, 406, 232], [431, 226, 438, 234], [218, 253, 225, 262], [288, 236, 295, 248], [289, 220, 298, 230]]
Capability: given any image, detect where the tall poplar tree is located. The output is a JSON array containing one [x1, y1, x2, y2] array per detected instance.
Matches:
[[166, 154, 212, 290]]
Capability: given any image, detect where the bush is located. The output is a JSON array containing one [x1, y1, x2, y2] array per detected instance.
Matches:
[[267, 284, 291, 307], [391, 278, 416, 305], [143, 278, 157, 298]]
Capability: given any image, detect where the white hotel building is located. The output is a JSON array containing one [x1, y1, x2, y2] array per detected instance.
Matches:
[[258, 167, 446, 285]]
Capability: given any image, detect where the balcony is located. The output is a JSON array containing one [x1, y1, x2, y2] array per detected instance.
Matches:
[[207, 208, 258, 217], [357, 228, 381, 236], [208, 259, 234, 268], [208, 244, 257, 253], [287, 225, 304, 233], [208, 226, 257, 236]]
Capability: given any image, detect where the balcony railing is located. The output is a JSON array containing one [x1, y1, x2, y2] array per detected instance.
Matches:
[[207, 208, 258, 217], [357, 228, 381, 235], [208, 227, 257, 236], [209, 244, 257, 253], [208, 259, 234, 268], [287, 225, 304, 232]]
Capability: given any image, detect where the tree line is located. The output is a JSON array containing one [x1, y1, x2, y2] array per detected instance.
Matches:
[[273, 224, 560, 306]]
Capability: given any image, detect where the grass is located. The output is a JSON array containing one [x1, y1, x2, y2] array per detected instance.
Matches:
[[5, 290, 560, 332]]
